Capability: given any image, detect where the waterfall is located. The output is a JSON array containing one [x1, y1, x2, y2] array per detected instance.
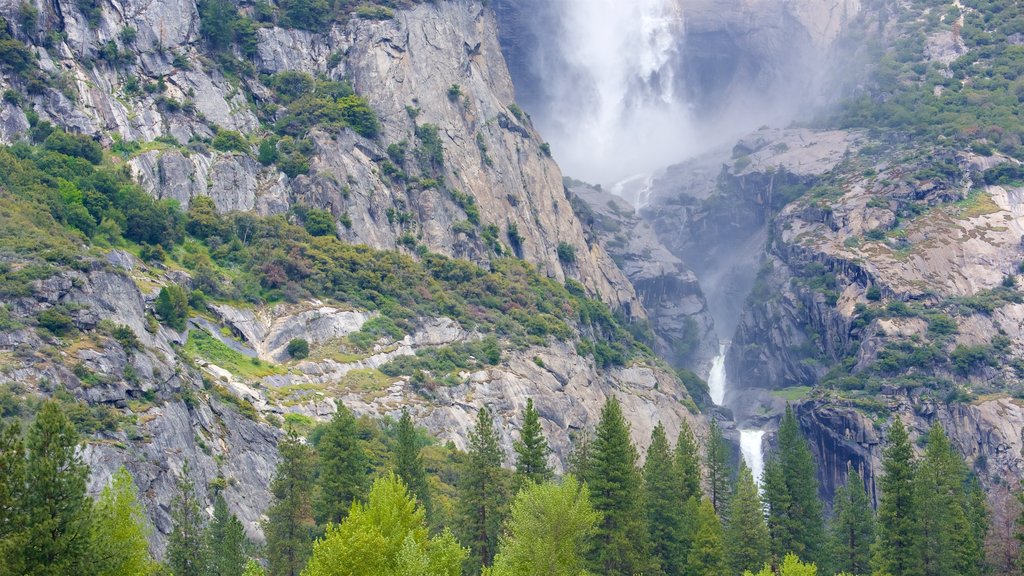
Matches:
[[739, 429, 766, 486], [707, 343, 727, 406], [546, 0, 695, 184]]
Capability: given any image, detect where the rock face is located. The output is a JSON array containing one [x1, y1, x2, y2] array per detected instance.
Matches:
[[0, 0, 641, 315], [567, 181, 719, 369]]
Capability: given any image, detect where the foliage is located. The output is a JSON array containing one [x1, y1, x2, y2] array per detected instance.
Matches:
[[90, 467, 158, 576], [763, 406, 824, 565], [287, 338, 310, 359], [457, 406, 508, 572], [512, 398, 551, 487], [209, 492, 250, 576], [873, 418, 919, 576], [265, 429, 317, 576], [395, 409, 432, 520], [167, 462, 211, 576], [314, 406, 369, 525], [726, 463, 771, 576], [485, 476, 600, 576], [688, 498, 727, 575], [156, 284, 189, 330], [706, 419, 733, 515], [302, 472, 466, 576], [212, 130, 250, 154], [827, 468, 874, 576], [643, 422, 685, 575], [587, 397, 650, 575], [303, 208, 336, 237], [183, 329, 282, 379]]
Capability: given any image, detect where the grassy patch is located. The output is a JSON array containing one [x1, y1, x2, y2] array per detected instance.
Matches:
[[771, 386, 813, 401], [955, 189, 1001, 219], [183, 329, 283, 379]]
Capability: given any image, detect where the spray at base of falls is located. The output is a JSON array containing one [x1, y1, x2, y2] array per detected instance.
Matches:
[[739, 429, 766, 486]]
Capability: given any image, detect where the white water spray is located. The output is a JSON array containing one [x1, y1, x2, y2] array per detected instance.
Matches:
[[546, 0, 695, 185], [739, 429, 766, 486], [707, 343, 728, 406]]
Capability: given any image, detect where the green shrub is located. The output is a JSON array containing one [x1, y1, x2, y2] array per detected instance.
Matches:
[[155, 284, 189, 330], [211, 130, 249, 153], [303, 208, 335, 237], [43, 131, 103, 164], [37, 307, 74, 335], [286, 338, 309, 359], [556, 241, 576, 264]]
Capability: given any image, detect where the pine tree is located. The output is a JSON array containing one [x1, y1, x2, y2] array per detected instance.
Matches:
[[486, 475, 600, 576], [457, 406, 508, 572], [167, 462, 211, 576], [913, 423, 986, 576], [304, 473, 466, 575], [706, 419, 733, 515], [0, 419, 26, 576], [675, 420, 702, 501], [395, 409, 432, 521], [209, 492, 248, 576], [91, 467, 158, 576], [567, 429, 592, 483], [22, 400, 93, 576], [763, 405, 824, 565], [644, 423, 683, 575], [513, 398, 551, 486], [688, 498, 726, 575], [725, 462, 770, 576], [315, 406, 368, 525], [872, 418, 919, 576], [264, 428, 316, 576], [588, 397, 650, 576], [827, 467, 874, 576]]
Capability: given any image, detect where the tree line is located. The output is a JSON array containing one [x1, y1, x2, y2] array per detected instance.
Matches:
[[0, 397, 1018, 575]]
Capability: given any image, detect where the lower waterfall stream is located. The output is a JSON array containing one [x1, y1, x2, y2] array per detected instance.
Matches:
[[707, 342, 766, 486]]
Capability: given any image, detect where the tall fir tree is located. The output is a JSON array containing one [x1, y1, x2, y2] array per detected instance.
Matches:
[[675, 420, 702, 502], [513, 398, 551, 486], [395, 409, 432, 520], [872, 418, 919, 576], [166, 462, 211, 576], [208, 491, 249, 576], [22, 400, 93, 576], [725, 462, 770, 576], [763, 405, 824, 565], [0, 419, 26, 576], [706, 419, 733, 516], [457, 406, 508, 573], [567, 429, 593, 484], [688, 498, 727, 575], [90, 467, 158, 576], [314, 406, 368, 525], [588, 397, 651, 576], [264, 429, 317, 576], [644, 423, 684, 575], [827, 467, 874, 576], [913, 423, 986, 576]]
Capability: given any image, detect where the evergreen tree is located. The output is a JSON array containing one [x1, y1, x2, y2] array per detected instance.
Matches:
[[588, 397, 650, 576], [485, 476, 600, 576], [913, 423, 986, 576], [304, 473, 466, 576], [725, 462, 770, 576], [872, 418, 919, 576], [0, 419, 26, 576], [166, 462, 211, 576], [644, 423, 684, 575], [567, 429, 592, 483], [265, 429, 317, 576], [513, 398, 551, 486], [675, 420, 702, 501], [395, 409, 432, 521], [315, 406, 368, 525], [763, 405, 824, 564], [688, 498, 726, 575], [457, 406, 508, 572], [91, 467, 158, 576], [22, 400, 93, 576], [706, 419, 733, 515], [209, 492, 248, 576], [827, 467, 874, 576]]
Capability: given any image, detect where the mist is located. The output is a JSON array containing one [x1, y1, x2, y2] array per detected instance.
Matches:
[[494, 0, 857, 189]]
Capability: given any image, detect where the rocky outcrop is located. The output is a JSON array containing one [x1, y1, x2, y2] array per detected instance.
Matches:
[[0, 0, 641, 315], [566, 181, 718, 370]]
